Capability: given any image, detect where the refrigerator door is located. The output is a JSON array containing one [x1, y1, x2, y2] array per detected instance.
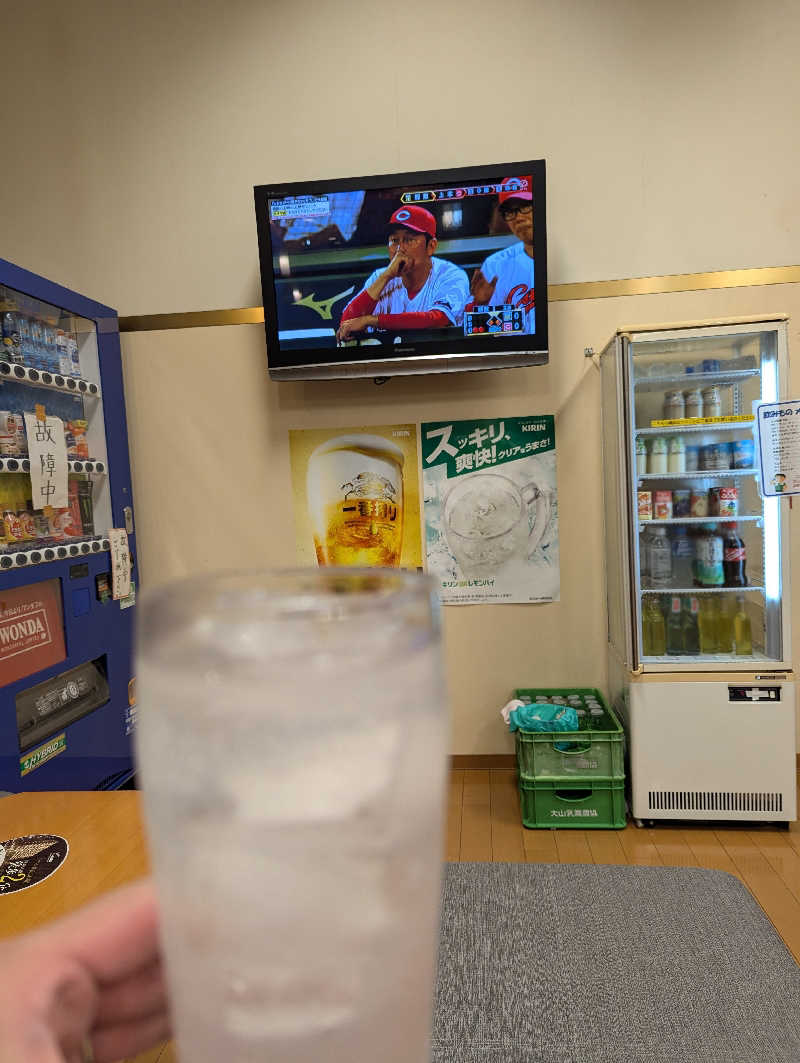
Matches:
[[600, 334, 635, 668], [623, 319, 791, 673]]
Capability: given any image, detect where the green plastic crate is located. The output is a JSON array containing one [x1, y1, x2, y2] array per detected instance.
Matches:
[[518, 778, 627, 829], [513, 688, 625, 782]]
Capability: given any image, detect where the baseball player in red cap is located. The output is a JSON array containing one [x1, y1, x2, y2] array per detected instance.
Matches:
[[337, 205, 469, 341], [469, 177, 535, 330]]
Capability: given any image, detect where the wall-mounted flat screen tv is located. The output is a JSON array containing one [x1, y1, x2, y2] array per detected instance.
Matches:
[[254, 160, 547, 380]]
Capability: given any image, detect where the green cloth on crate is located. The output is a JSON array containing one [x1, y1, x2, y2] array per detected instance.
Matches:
[[508, 703, 579, 734]]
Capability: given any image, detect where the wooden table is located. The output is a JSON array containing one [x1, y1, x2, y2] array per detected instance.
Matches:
[[0, 790, 175, 1062]]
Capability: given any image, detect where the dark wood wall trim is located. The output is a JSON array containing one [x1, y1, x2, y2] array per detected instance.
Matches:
[[451, 755, 516, 770]]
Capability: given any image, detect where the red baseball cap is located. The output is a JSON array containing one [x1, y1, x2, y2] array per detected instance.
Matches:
[[387, 205, 436, 238], [498, 176, 533, 205]]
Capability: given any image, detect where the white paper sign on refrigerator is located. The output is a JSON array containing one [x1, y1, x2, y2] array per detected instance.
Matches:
[[757, 400, 800, 496], [23, 412, 68, 510]]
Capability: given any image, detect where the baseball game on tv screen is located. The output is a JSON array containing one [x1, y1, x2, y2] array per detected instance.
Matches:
[[260, 166, 544, 357]]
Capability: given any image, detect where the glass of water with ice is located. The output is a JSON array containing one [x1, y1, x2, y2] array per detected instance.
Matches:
[[135, 568, 449, 1063]]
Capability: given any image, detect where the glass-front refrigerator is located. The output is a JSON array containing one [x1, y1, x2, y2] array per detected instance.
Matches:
[[0, 256, 136, 793], [601, 316, 795, 824]]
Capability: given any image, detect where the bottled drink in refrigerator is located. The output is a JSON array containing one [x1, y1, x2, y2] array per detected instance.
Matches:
[[666, 596, 684, 655], [682, 596, 700, 655], [698, 595, 719, 654], [648, 436, 668, 474], [694, 524, 724, 586], [671, 526, 693, 586], [641, 599, 667, 654], [723, 523, 747, 587], [650, 599, 662, 654], [685, 388, 703, 419], [663, 391, 685, 420], [635, 437, 648, 476], [639, 527, 652, 581], [702, 385, 722, 418], [717, 595, 734, 653], [667, 435, 686, 473], [734, 596, 752, 655], [649, 527, 673, 586], [642, 595, 653, 655]]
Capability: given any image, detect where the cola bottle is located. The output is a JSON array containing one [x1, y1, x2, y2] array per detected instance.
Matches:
[[723, 523, 747, 587]]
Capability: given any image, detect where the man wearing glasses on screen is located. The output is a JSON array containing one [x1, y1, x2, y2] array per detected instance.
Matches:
[[336, 206, 469, 342], [469, 178, 536, 332]]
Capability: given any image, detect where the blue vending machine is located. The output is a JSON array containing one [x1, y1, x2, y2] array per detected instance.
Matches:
[[0, 257, 137, 793]]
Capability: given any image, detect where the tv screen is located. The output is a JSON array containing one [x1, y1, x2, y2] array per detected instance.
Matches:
[[254, 160, 547, 380]]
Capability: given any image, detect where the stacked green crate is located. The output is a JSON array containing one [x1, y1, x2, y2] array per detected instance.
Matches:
[[513, 687, 626, 829]]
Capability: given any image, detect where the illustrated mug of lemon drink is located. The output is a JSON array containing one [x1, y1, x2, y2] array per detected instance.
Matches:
[[442, 471, 551, 578], [307, 434, 404, 567]]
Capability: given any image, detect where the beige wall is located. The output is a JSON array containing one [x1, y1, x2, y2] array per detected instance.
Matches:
[[5, 0, 800, 315], [121, 282, 800, 753], [4, 0, 799, 751]]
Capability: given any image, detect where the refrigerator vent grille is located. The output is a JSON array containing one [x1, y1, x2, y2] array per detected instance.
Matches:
[[648, 791, 783, 813]]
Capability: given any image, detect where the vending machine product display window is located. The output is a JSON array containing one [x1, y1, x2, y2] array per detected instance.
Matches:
[[0, 256, 136, 792]]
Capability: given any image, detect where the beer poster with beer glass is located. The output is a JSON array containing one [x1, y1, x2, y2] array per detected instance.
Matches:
[[422, 415, 559, 604], [288, 424, 423, 569]]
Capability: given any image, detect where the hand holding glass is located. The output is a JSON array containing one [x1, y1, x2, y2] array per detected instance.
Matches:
[[135, 569, 449, 1062]]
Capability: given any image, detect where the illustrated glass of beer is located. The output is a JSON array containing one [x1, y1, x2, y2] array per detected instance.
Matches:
[[307, 434, 404, 567]]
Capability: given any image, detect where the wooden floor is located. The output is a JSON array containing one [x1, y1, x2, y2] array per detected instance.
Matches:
[[129, 768, 800, 1062], [449, 768, 800, 965]]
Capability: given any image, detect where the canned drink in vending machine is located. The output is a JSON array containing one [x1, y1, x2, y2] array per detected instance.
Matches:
[[77, 480, 94, 535], [0, 412, 17, 457], [709, 486, 738, 517], [62, 480, 84, 537], [68, 420, 89, 460], [0, 412, 26, 457]]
